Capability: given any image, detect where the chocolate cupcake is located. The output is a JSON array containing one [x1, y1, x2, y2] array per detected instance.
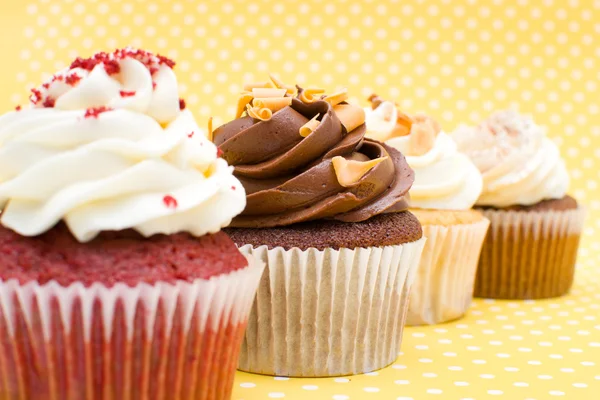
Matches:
[[213, 77, 425, 377], [453, 110, 585, 299], [0, 49, 264, 399], [365, 97, 490, 325]]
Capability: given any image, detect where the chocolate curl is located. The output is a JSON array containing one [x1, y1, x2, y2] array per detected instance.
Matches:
[[408, 122, 436, 156], [324, 89, 349, 106], [269, 73, 296, 96], [246, 104, 273, 121], [252, 97, 292, 112], [299, 87, 325, 103], [332, 155, 388, 187], [299, 113, 321, 137], [236, 92, 254, 118], [207, 117, 214, 142], [333, 104, 366, 133]]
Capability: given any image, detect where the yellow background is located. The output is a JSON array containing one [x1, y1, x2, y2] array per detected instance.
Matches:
[[1, 0, 599, 399]]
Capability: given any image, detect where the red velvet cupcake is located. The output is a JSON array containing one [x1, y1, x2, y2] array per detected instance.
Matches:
[[0, 49, 263, 399]]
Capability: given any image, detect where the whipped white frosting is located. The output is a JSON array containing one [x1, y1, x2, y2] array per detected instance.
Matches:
[[451, 110, 569, 207], [365, 104, 483, 210], [0, 49, 245, 242]]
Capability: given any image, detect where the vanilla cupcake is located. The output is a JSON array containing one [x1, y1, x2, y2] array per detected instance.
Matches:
[[453, 110, 585, 299], [365, 96, 489, 325]]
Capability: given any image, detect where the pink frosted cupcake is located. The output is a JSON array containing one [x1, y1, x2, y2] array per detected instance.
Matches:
[[0, 49, 263, 399]]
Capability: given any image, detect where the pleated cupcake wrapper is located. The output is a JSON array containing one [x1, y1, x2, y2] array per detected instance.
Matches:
[[407, 218, 490, 326], [237, 238, 426, 377], [0, 255, 264, 400], [475, 207, 586, 300]]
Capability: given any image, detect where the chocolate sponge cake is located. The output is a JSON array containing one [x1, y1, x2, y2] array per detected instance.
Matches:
[[212, 77, 425, 377]]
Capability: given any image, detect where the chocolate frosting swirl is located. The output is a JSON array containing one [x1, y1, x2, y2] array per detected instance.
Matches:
[[213, 96, 414, 228]]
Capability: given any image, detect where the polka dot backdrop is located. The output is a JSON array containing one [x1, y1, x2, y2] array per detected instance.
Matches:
[[1, 0, 599, 398]]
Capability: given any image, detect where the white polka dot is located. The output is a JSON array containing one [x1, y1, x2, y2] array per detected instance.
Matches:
[[480, 374, 495, 379], [268, 393, 285, 399], [334, 378, 349, 383], [240, 382, 256, 388], [363, 387, 380, 393], [514, 382, 529, 387], [274, 377, 289, 381], [395, 380, 410, 385], [488, 390, 504, 395], [427, 389, 443, 395], [549, 391, 565, 396], [455, 381, 469, 386], [333, 396, 349, 400], [302, 385, 318, 390]]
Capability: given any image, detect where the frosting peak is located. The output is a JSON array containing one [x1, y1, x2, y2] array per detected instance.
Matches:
[[213, 78, 414, 228], [0, 49, 246, 241], [452, 109, 570, 207], [366, 98, 483, 210]]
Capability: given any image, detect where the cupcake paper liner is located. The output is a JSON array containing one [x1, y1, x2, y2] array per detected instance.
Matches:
[[237, 238, 426, 377], [475, 207, 585, 299], [0, 255, 264, 400], [407, 218, 490, 326]]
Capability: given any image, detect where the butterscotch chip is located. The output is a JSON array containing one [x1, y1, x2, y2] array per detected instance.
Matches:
[[246, 104, 272, 121], [236, 92, 254, 118], [323, 89, 349, 106], [333, 104, 365, 133]]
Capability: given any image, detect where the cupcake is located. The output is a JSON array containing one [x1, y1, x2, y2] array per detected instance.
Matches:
[[365, 96, 490, 325], [452, 110, 585, 299], [212, 77, 426, 377], [0, 49, 264, 399]]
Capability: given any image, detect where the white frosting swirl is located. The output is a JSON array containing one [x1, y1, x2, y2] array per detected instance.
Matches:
[[451, 110, 569, 207], [365, 105, 483, 210], [0, 50, 245, 242]]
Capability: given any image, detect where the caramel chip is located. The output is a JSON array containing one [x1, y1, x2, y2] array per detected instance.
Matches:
[[246, 104, 273, 121], [243, 81, 276, 91], [253, 96, 292, 112], [332, 155, 388, 187], [299, 113, 321, 137], [324, 89, 349, 106], [252, 88, 287, 98], [333, 104, 366, 133], [299, 87, 326, 103], [236, 92, 254, 118]]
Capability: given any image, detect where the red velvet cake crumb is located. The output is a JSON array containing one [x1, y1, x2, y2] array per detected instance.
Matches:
[[179, 98, 186, 110], [65, 73, 81, 86], [0, 224, 247, 287], [119, 90, 136, 97]]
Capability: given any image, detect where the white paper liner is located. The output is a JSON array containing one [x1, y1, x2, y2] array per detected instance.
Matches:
[[406, 218, 490, 326], [0, 255, 264, 400], [476, 207, 586, 299], [237, 238, 426, 377]]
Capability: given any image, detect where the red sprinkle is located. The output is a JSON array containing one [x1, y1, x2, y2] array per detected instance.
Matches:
[[179, 98, 186, 110], [152, 81, 157, 90], [163, 195, 178, 209], [65, 74, 81, 86], [42, 97, 56, 108], [30, 88, 43, 104], [217, 147, 224, 157], [231, 186, 236, 191], [119, 90, 136, 97], [42, 82, 50, 89], [70, 52, 121, 75], [15, 105, 21, 111], [187, 131, 194, 138], [84, 106, 113, 119]]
